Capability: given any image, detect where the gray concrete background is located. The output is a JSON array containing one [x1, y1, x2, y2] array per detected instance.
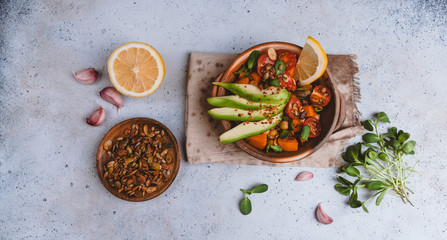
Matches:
[[1, 0, 446, 239]]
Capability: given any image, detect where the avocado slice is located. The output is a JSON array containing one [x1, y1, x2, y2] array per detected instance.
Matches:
[[213, 82, 290, 104], [207, 95, 282, 110], [208, 104, 285, 122], [219, 113, 282, 144]]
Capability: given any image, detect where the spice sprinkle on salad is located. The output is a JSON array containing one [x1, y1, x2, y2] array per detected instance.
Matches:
[[208, 37, 331, 153]]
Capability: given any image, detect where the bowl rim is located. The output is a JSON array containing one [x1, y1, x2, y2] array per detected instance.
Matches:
[[215, 41, 340, 163], [96, 117, 181, 201]]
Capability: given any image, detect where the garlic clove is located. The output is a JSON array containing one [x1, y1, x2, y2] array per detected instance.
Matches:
[[86, 106, 105, 126], [73, 68, 98, 84], [99, 87, 122, 109], [295, 171, 314, 181], [316, 203, 333, 224]]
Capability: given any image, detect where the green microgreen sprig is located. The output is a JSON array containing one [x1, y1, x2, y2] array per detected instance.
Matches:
[[335, 112, 417, 213], [240, 184, 268, 215]]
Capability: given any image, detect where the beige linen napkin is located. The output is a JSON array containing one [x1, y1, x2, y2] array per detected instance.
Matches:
[[185, 52, 364, 167]]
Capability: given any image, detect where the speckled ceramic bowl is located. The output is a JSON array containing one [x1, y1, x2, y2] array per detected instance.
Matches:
[[211, 42, 342, 163]]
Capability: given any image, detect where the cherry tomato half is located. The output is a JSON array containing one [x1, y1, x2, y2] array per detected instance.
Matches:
[[285, 95, 302, 119], [303, 117, 322, 138], [279, 72, 297, 92], [310, 85, 332, 107], [277, 50, 297, 71], [257, 53, 275, 76]]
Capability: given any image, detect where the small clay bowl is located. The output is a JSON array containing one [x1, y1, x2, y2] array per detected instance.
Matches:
[[96, 118, 180, 201], [212, 42, 341, 163]]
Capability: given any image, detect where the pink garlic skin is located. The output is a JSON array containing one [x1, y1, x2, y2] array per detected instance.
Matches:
[[73, 68, 98, 84], [86, 106, 105, 126], [295, 171, 314, 181], [99, 87, 122, 109], [316, 203, 333, 225]]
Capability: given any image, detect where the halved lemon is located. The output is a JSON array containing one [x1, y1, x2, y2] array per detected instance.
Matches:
[[108, 42, 165, 98], [293, 36, 328, 86]]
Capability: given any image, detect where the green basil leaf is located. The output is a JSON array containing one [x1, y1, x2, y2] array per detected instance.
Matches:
[[335, 184, 351, 196], [301, 125, 310, 140], [240, 197, 252, 215], [337, 176, 353, 186], [362, 133, 380, 143], [376, 190, 387, 206], [279, 130, 290, 139], [398, 132, 410, 143], [247, 50, 260, 70], [377, 112, 390, 123], [366, 180, 385, 190], [362, 203, 369, 213], [408, 150, 415, 155], [402, 140, 416, 154], [270, 79, 280, 87], [345, 166, 361, 177], [251, 184, 268, 193], [234, 65, 246, 74], [361, 120, 374, 131], [270, 145, 283, 152]]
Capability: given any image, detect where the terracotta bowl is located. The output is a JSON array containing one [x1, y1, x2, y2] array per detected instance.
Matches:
[[96, 118, 180, 201], [212, 42, 341, 163]]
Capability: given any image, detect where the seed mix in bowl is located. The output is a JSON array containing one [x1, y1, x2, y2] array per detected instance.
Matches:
[[102, 123, 175, 198]]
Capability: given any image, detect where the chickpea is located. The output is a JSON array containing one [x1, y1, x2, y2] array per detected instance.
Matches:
[[279, 121, 288, 130], [268, 129, 278, 139]]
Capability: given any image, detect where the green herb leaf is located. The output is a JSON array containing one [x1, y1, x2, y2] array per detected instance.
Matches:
[[247, 50, 260, 70], [345, 145, 359, 163], [345, 166, 361, 177], [362, 203, 369, 213], [376, 190, 387, 206], [388, 127, 398, 137], [350, 200, 362, 208], [379, 152, 390, 161], [240, 196, 252, 215], [251, 184, 268, 193], [279, 130, 290, 139], [266, 145, 282, 152], [366, 149, 378, 160], [362, 133, 380, 143], [301, 125, 311, 140], [240, 189, 251, 195], [397, 132, 410, 143], [234, 65, 246, 74], [314, 106, 323, 112], [402, 140, 416, 154], [335, 184, 351, 196], [377, 112, 390, 123], [366, 180, 385, 190], [337, 176, 353, 186], [270, 79, 280, 87], [361, 120, 374, 131]]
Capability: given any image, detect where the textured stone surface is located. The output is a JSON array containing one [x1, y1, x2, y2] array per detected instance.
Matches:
[[1, 0, 446, 239]]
